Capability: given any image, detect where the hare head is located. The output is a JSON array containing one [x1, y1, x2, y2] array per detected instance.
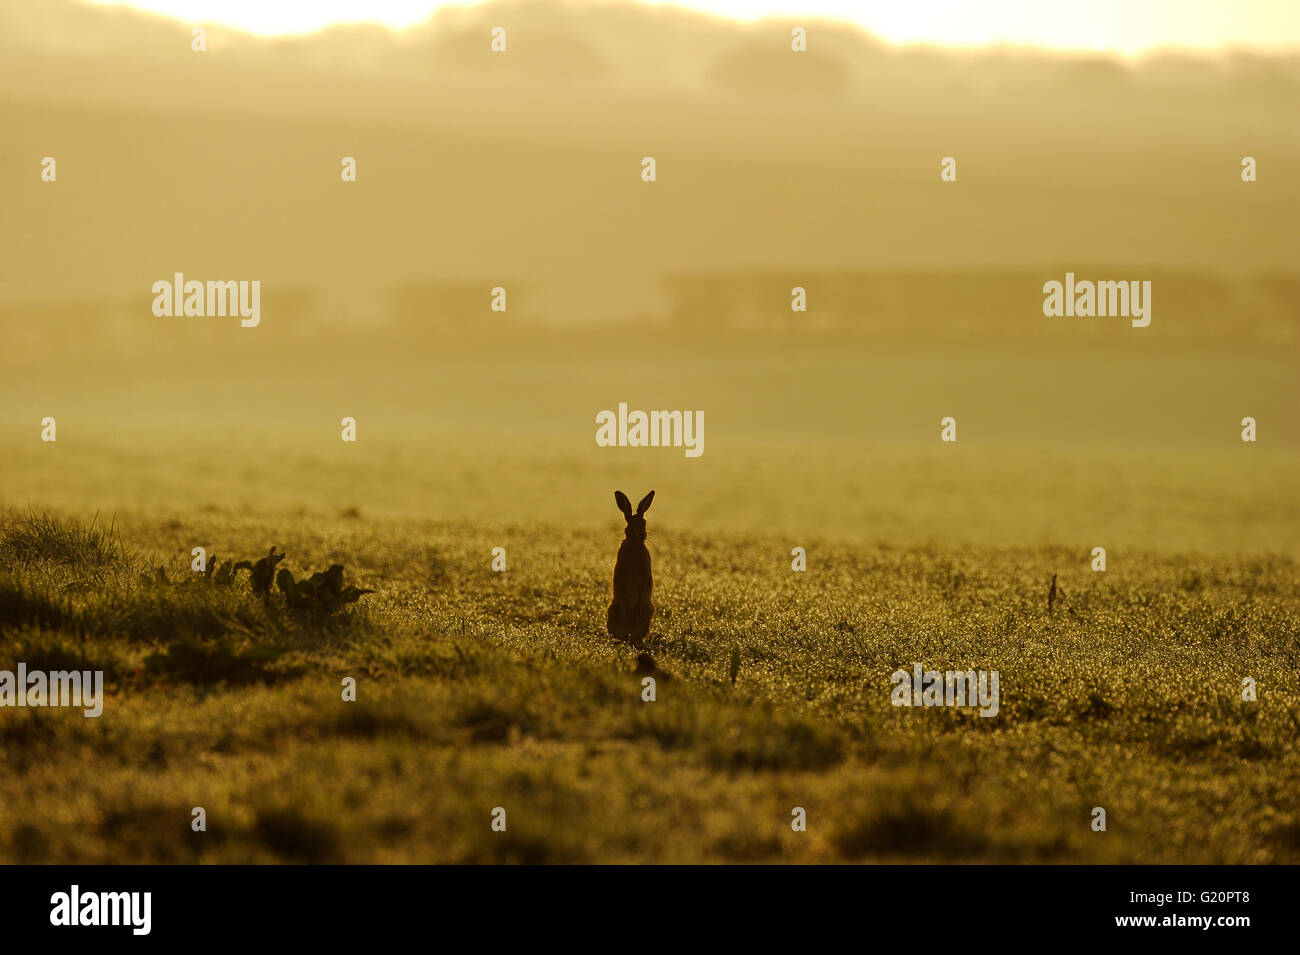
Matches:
[[614, 490, 655, 542]]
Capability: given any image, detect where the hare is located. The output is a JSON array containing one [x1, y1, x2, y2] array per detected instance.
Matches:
[[607, 490, 655, 643]]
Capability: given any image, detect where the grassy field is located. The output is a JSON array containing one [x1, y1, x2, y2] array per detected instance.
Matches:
[[2, 335, 1298, 552], [1, 503, 1297, 863], [1, 337, 1297, 863]]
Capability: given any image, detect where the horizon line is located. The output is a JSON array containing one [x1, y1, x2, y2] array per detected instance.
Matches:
[[77, 0, 1300, 57]]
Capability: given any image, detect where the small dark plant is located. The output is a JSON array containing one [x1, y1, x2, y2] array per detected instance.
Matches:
[[139, 566, 169, 587], [211, 560, 237, 586], [276, 564, 373, 616], [236, 546, 285, 597]]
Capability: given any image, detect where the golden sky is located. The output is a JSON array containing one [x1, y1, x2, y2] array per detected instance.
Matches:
[[85, 0, 1300, 52]]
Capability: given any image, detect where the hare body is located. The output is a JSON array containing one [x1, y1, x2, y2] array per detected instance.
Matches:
[[607, 490, 655, 642]]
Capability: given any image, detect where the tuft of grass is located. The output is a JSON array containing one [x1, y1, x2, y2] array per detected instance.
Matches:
[[1, 509, 125, 569]]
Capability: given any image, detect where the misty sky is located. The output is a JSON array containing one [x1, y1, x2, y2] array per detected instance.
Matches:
[[84, 0, 1300, 52]]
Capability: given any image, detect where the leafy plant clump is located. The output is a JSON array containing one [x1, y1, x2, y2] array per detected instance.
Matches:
[[276, 563, 374, 616], [236, 547, 286, 597], [139, 541, 374, 618]]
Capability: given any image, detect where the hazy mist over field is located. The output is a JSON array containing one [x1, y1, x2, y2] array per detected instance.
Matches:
[[4, 0, 1300, 302], [2, 0, 1297, 551]]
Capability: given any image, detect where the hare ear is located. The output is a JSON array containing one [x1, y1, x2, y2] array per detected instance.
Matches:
[[614, 491, 633, 519], [636, 490, 655, 515]]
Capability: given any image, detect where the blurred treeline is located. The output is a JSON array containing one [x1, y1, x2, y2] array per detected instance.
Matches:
[[1, 0, 1297, 354]]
